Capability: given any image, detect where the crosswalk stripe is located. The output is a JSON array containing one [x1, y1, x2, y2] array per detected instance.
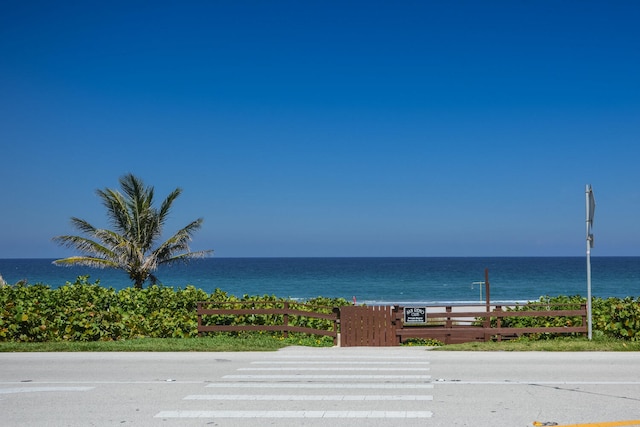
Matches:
[[155, 410, 433, 418], [238, 366, 430, 371], [184, 394, 433, 401], [251, 360, 430, 365], [206, 382, 434, 389], [223, 374, 431, 380], [272, 355, 427, 359]]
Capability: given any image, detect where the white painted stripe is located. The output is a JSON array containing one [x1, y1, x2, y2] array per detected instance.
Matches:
[[206, 382, 434, 389], [435, 380, 640, 385], [0, 381, 204, 385], [224, 374, 431, 380], [0, 387, 94, 394], [238, 367, 430, 371], [5, 380, 636, 387], [252, 360, 430, 365], [155, 410, 433, 418], [273, 355, 427, 360], [184, 394, 433, 401]]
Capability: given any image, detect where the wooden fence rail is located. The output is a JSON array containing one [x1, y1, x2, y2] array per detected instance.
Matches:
[[397, 303, 588, 344], [196, 302, 588, 346], [196, 301, 339, 344]]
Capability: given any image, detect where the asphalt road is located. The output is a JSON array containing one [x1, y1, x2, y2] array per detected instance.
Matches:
[[1, 347, 639, 426]]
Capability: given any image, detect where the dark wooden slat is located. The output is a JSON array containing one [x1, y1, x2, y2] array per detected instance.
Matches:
[[197, 302, 587, 346], [197, 301, 339, 343]]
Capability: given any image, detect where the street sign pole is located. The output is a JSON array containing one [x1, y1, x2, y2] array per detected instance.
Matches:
[[585, 185, 595, 340]]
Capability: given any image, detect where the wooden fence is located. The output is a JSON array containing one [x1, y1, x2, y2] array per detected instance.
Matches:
[[397, 303, 588, 344], [196, 301, 339, 344], [196, 302, 588, 346]]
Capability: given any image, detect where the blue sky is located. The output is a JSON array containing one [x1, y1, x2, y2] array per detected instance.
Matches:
[[1, 1, 639, 258]]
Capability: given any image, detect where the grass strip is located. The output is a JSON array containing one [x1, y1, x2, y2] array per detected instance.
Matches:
[[433, 336, 640, 351], [0, 335, 288, 352]]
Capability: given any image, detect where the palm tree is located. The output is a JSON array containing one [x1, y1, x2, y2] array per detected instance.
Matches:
[[53, 173, 212, 289]]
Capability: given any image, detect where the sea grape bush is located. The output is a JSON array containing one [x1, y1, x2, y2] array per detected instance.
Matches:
[[0, 276, 350, 342], [493, 295, 585, 329], [196, 295, 344, 334], [491, 295, 640, 341], [2, 277, 639, 342], [593, 296, 640, 340]]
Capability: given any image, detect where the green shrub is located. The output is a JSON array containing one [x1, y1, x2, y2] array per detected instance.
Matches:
[[3, 277, 638, 343], [485, 295, 640, 341], [593, 296, 640, 341], [0, 276, 350, 342], [401, 338, 444, 347]]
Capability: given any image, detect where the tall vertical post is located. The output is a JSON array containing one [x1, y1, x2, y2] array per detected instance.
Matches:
[[485, 268, 490, 313], [585, 185, 594, 340]]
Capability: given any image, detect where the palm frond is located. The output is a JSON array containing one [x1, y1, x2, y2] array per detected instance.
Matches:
[[97, 188, 131, 235], [158, 187, 182, 225], [152, 218, 204, 260], [69, 217, 98, 236], [52, 256, 119, 269], [93, 228, 127, 249], [52, 235, 116, 259], [158, 250, 213, 267]]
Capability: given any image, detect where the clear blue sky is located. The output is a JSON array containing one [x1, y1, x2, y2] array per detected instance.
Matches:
[[1, 1, 639, 258]]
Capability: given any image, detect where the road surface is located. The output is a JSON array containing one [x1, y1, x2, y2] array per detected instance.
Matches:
[[1, 347, 639, 426]]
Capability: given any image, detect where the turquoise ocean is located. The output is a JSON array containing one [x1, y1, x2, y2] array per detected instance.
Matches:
[[1, 257, 639, 305]]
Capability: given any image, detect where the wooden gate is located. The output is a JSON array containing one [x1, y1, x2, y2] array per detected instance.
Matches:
[[340, 306, 398, 347]]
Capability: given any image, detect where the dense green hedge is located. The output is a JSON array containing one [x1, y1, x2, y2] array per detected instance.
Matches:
[[0, 276, 350, 342], [491, 295, 640, 341], [3, 277, 639, 342]]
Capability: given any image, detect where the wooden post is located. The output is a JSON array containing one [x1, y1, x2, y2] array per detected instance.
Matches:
[[333, 307, 340, 346], [581, 303, 588, 337], [495, 305, 502, 342], [283, 301, 289, 339], [197, 302, 202, 337], [485, 268, 490, 313]]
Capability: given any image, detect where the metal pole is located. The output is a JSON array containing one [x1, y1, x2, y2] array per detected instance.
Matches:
[[485, 268, 490, 313], [585, 185, 593, 340]]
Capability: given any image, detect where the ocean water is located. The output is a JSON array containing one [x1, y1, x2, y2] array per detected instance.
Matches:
[[1, 257, 640, 305]]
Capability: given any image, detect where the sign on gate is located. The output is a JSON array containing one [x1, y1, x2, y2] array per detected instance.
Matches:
[[404, 307, 427, 324]]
